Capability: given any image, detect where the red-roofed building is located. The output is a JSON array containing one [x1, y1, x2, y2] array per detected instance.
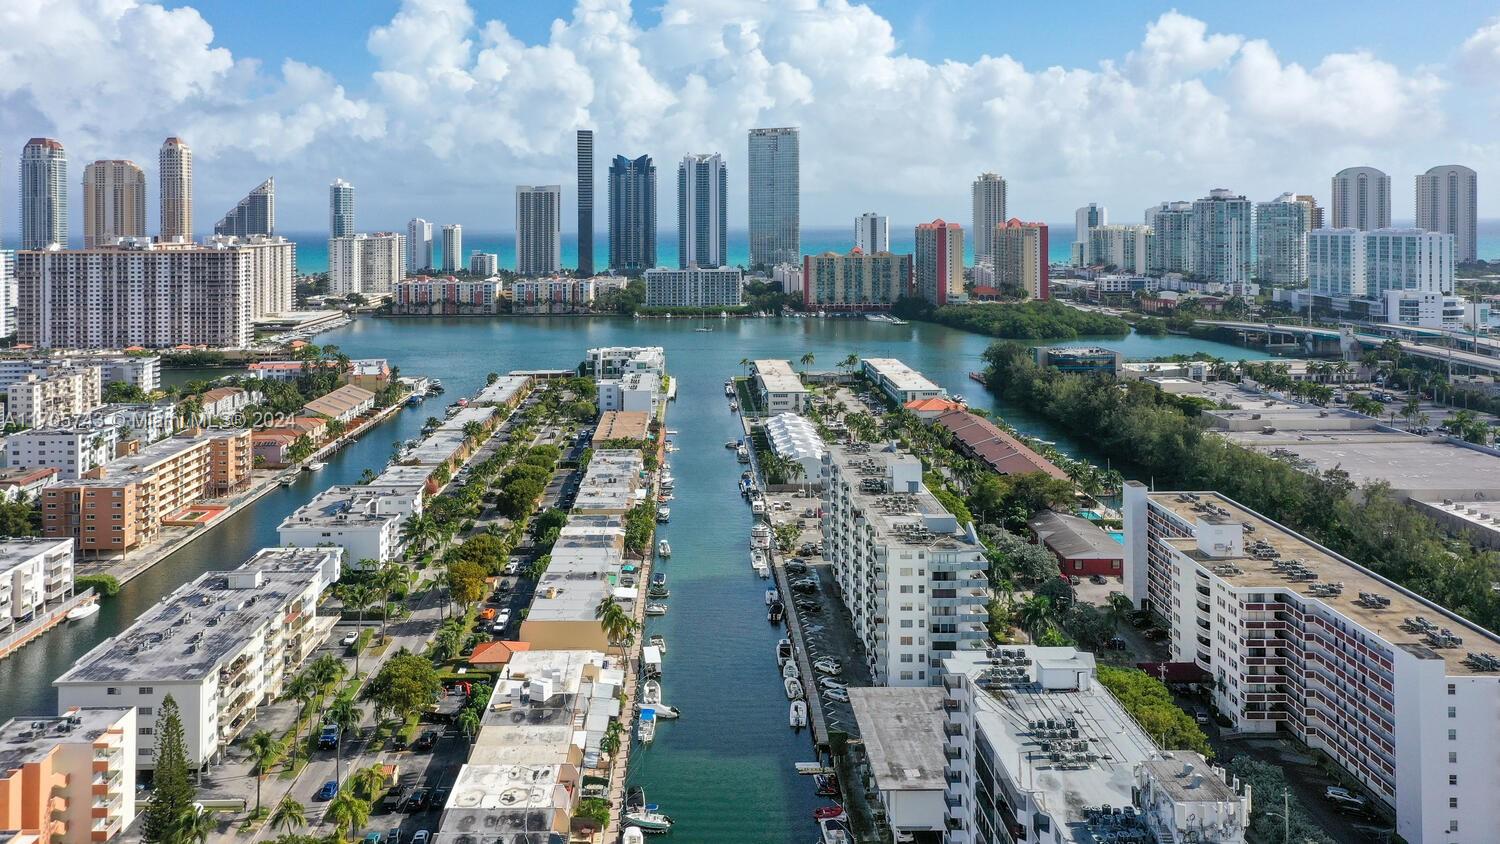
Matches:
[[468, 640, 531, 668], [903, 397, 966, 419], [931, 409, 1068, 480], [915, 219, 963, 305]]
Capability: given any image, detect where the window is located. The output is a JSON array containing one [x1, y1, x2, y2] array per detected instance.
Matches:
[[1449, 798, 1458, 809], [1449, 752, 1458, 763], [1448, 706, 1457, 718], [138, 687, 153, 695], [1448, 683, 1456, 695], [1448, 729, 1457, 741], [139, 707, 152, 716], [1449, 775, 1458, 786], [106, 687, 119, 696], [900, 637, 913, 646], [139, 727, 154, 736]]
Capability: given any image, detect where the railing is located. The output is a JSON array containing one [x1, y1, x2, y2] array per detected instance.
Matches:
[[0, 589, 95, 660]]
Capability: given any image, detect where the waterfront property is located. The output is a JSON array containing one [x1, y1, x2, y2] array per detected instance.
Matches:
[[930, 408, 1067, 480], [277, 484, 412, 563], [572, 450, 645, 516], [3, 367, 101, 428], [593, 410, 650, 444], [1026, 510, 1124, 578], [591, 347, 666, 415], [763, 412, 825, 483], [0, 539, 76, 658], [510, 276, 597, 314], [845, 687, 948, 837], [0, 707, 137, 844], [472, 374, 532, 408], [53, 547, 343, 769], [301, 384, 375, 424], [1123, 483, 1500, 843], [750, 359, 809, 413], [1033, 346, 1123, 375], [391, 275, 503, 315], [0, 354, 158, 395], [643, 266, 744, 308], [801, 249, 913, 311], [820, 441, 989, 685], [521, 514, 631, 652], [861, 357, 943, 405]]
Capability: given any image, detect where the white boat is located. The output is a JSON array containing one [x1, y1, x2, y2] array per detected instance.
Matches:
[[66, 602, 100, 621], [724, 439, 738, 449], [656, 507, 670, 523], [637, 708, 657, 744], [724, 383, 735, 397], [736, 445, 750, 463], [649, 634, 666, 653], [302, 461, 326, 471], [729, 401, 739, 412], [751, 523, 772, 549], [623, 809, 673, 834], [751, 500, 766, 516], [790, 700, 808, 729], [751, 550, 766, 569], [777, 638, 793, 666], [782, 660, 799, 680], [652, 705, 680, 719], [785, 677, 804, 700], [644, 603, 668, 616], [624, 828, 646, 844], [642, 680, 662, 706], [765, 587, 779, 606], [820, 816, 853, 844], [658, 540, 671, 557], [755, 562, 771, 579]]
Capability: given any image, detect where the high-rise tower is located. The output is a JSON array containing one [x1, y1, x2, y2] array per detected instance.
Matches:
[[329, 179, 355, 238], [609, 155, 657, 274], [82, 160, 146, 247], [577, 130, 594, 275], [678, 154, 727, 269], [748, 128, 799, 268], [1330, 167, 1391, 231], [158, 137, 192, 242], [971, 173, 1007, 261], [516, 186, 562, 276], [20, 138, 68, 250], [1415, 165, 1477, 264]]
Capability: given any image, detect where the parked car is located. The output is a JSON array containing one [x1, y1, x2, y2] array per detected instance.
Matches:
[[823, 688, 850, 703], [411, 832, 430, 844], [1193, 709, 1211, 725], [382, 786, 412, 813], [341, 630, 360, 647], [413, 730, 439, 751], [785, 561, 808, 574], [1324, 787, 1368, 812], [364, 833, 382, 844], [1089, 574, 1109, 585], [791, 580, 818, 594], [386, 829, 400, 844], [318, 724, 339, 750], [315, 781, 339, 801], [1105, 636, 1127, 651], [495, 609, 512, 627], [818, 677, 848, 691], [403, 788, 431, 813], [1068, 576, 1080, 586]]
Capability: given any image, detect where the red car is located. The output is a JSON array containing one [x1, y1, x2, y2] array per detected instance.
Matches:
[[813, 805, 846, 821]]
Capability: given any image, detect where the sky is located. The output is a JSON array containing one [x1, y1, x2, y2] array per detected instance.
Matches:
[[1, 0, 1499, 238]]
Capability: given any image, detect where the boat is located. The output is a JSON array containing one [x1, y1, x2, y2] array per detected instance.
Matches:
[[751, 500, 766, 516], [652, 705, 680, 719], [785, 677, 804, 700], [66, 602, 100, 621], [642, 680, 662, 706], [405, 394, 423, 406], [279, 476, 295, 487], [790, 700, 808, 729], [736, 445, 750, 463], [623, 808, 673, 834], [751, 523, 772, 549], [729, 400, 739, 412], [623, 828, 645, 844], [695, 327, 713, 332], [783, 660, 799, 680], [765, 587, 779, 606], [666, 429, 679, 436], [755, 561, 771, 579], [302, 461, 326, 472], [644, 603, 668, 616], [427, 379, 445, 393], [649, 634, 666, 652], [658, 540, 671, 557], [768, 601, 784, 625], [637, 708, 657, 744], [820, 816, 853, 844], [724, 383, 735, 397], [751, 550, 766, 569], [648, 573, 669, 598], [814, 773, 841, 796], [643, 645, 663, 678], [656, 507, 670, 523], [777, 638, 793, 666]]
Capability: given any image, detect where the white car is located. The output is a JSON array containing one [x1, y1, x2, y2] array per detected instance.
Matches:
[[495, 609, 512, 627], [818, 677, 848, 692], [340, 631, 359, 647], [823, 687, 849, 703], [1324, 787, 1367, 811]]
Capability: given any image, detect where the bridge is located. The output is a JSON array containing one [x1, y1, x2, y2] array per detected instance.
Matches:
[[1199, 320, 1500, 377]]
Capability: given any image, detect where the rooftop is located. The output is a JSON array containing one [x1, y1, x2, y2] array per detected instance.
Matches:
[[0, 538, 72, 573], [474, 375, 530, 407], [753, 359, 808, 395], [71, 430, 245, 487], [573, 449, 643, 512], [862, 358, 942, 393], [932, 409, 1068, 480], [592, 411, 650, 443], [278, 485, 408, 530], [848, 687, 948, 791], [1220, 429, 1500, 500], [0, 709, 132, 773], [303, 384, 375, 419], [1153, 491, 1500, 675], [1028, 511, 1124, 561], [473, 650, 622, 765], [827, 443, 983, 554]]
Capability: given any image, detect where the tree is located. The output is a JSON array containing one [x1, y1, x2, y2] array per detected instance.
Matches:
[[360, 649, 441, 723], [600, 719, 625, 757], [269, 796, 306, 836], [350, 764, 387, 802], [142, 695, 195, 844], [799, 352, 815, 372], [1016, 595, 1054, 641], [458, 707, 481, 743], [284, 673, 317, 767], [174, 807, 216, 844], [325, 789, 370, 842], [244, 729, 283, 815], [375, 563, 407, 642], [1106, 591, 1135, 632], [327, 697, 362, 785], [446, 560, 488, 612], [594, 596, 638, 651]]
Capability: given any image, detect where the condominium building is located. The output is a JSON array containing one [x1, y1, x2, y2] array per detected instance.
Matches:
[[571, 450, 645, 516], [1307, 228, 1454, 299], [0, 538, 75, 644], [5, 367, 102, 427], [1086, 224, 1149, 275], [81, 161, 145, 248], [751, 359, 810, 413], [991, 218, 1050, 300], [302, 384, 375, 424], [329, 178, 355, 238], [861, 358, 943, 405], [855, 212, 889, 254], [510, 277, 596, 314], [329, 233, 405, 297], [608, 154, 657, 274], [1072, 203, 1107, 265], [20, 139, 68, 251], [971, 173, 1007, 261], [577, 129, 595, 275], [55, 547, 343, 769], [586, 346, 665, 379], [6, 427, 118, 481], [392, 276, 502, 315], [643, 267, 743, 308], [1144, 201, 1192, 275], [441, 224, 463, 274], [1295, 194, 1325, 230], [515, 186, 561, 276], [925, 646, 1250, 844], [748, 127, 800, 269], [820, 442, 989, 685], [1415, 165, 1477, 264], [678, 153, 727, 268], [467, 251, 497, 276], [1123, 484, 1500, 844], [0, 708, 137, 844], [406, 218, 433, 272], [1189, 189, 1253, 296], [278, 484, 413, 564], [1254, 192, 1312, 286], [1332, 166, 1391, 231], [0, 467, 60, 503], [158, 137, 192, 242], [16, 237, 295, 349], [589, 347, 665, 415], [213, 178, 274, 238], [41, 429, 251, 553], [765, 412, 825, 481], [915, 220, 964, 306], [0, 355, 158, 394], [802, 250, 912, 310]]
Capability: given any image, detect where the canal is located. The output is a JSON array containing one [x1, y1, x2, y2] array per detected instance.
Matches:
[[0, 316, 1268, 840]]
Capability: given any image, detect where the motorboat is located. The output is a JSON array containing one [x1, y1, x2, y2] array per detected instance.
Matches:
[[427, 379, 444, 393], [648, 585, 670, 599], [66, 602, 100, 621], [665, 442, 677, 453], [813, 658, 843, 676], [623, 827, 645, 844], [777, 638, 793, 666], [623, 808, 673, 834], [652, 705, 680, 719], [637, 708, 657, 744], [278, 476, 296, 487], [649, 634, 666, 653], [790, 700, 808, 729], [736, 445, 750, 463], [658, 540, 671, 557], [303, 461, 327, 472], [751, 500, 766, 516], [783, 660, 799, 680], [644, 603, 668, 616], [751, 523, 772, 549], [751, 550, 766, 570], [656, 507, 670, 523], [785, 677, 804, 700], [765, 587, 779, 606], [739, 478, 754, 496], [768, 601, 784, 625], [659, 474, 675, 490], [820, 816, 853, 844], [724, 382, 735, 397], [729, 400, 739, 412], [724, 439, 738, 449], [814, 773, 840, 796], [813, 806, 846, 821], [755, 561, 771, 579], [642, 680, 662, 706]]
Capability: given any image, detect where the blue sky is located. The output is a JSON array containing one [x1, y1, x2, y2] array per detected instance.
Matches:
[[4, 0, 1499, 235]]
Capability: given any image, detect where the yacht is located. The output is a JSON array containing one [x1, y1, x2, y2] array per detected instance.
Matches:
[[303, 461, 327, 472], [783, 660, 799, 680], [736, 445, 750, 463], [649, 634, 666, 653], [658, 540, 671, 558], [427, 379, 445, 394], [644, 603, 668, 616], [66, 602, 100, 621], [751, 523, 772, 549], [656, 507, 670, 523], [642, 679, 662, 706], [755, 561, 771, 579], [751, 499, 766, 516], [790, 699, 808, 729], [724, 439, 738, 449], [729, 400, 739, 412], [724, 382, 735, 397]]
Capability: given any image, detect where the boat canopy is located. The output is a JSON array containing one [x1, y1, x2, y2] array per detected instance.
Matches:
[[642, 646, 663, 669]]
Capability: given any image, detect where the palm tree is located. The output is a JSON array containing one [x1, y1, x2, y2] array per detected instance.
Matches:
[[327, 698, 363, 785], [349, 764, 387, 802], [1016, 595, 1053, 642], [269, 796, 306, 836], [593, 596, 637, 652], [799, 352, 815, 372], [738, 357, 751, 375], [325, 789, 370, 842], [174, 807, 217, 844], [600, 719, 625, 757], [1106, 592, 1134, 633], [401, 514, 438, 559], [375, 563, 406, 643], [838, 353, 859, 373], [462, 420, 485, 444], [458, 708, 481, 743], [243, 729, 283, 816], [284, 673, 317, 767], [340, 584, 374, 674]]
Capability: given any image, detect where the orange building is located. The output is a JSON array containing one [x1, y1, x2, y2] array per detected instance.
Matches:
[[0, 708, 136, 843]]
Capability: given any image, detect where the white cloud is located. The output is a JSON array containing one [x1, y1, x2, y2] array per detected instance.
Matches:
[[0, 0, 1491, 232], [1460, 18, 1500, 76]]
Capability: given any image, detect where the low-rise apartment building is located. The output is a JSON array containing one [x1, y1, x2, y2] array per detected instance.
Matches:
[[93, 404, 176, 445], [0, 355, 158, 395], [54, 547, 342, 769], [510, 277, 596, 314], [521, 516, 631, 651], [1123, 482, 1500, 843], [0, 538, 74, 644], [391, 276, 502, 315], [821, 442, 989, 685], [586, 346, 665, 379], [572, 450, 644, 515], [41, 430, 251, 554], [196, 387, 257, 422], [591, 410, 650, 445], [0, 467, 58, 502], [301, 384, 375, 424], [751, 359, 809, 413], [277, 484, 415, 564], [0, 708, 136, 843], [6, 427, 118, 481], [861, 358, 943, 406]]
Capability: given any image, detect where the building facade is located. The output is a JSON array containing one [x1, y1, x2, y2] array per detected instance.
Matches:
[[748, 127, 800, 269], [328, 178, 354, 238], [0, 708, 137, 844], [678, 153, 727, 269], [802, 250, 912, 310], [608, 154, 656, 274], [82, 161, 145, 248], [5, 427, 118, 481], [213, 178, 274, 237], [515, 185, 562, 276], [861, 358, 944, 404], [1072, 202, 1107, 265], [467, 251, 497, 276], [510, 278, 596, 314], [855, 212, 889, 255], [441, 223, 462, 274], [329, 233, 405, 297], [1087, 224, 1149, 274], [643, 267, 743, 308], [1308, 228, 1454, 300], [1415, 164, 1477, 264], [576, 129, 594, 275], [1296, 194, 1325, 229], [971, 173, 1007, 262], [1144, 201, 1192, 275], [1190, 189, 1253, 296], [391, 276, 502, 315], [20, 139, 68, 251], [991, 218, 1050, 300], [158, 137, 192, 242], [915, 219, 963, 306], [0, 538, 76, 644], [1255, 192, 1312, 286], [1331, 166, 1391, 231], [5, 367, 101, 428], [406, 218, 433, 272]]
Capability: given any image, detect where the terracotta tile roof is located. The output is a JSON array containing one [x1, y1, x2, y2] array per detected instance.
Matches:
[[904, 397, 965, 413], [469, 640, 531, 666], [932, 409, 1068, 480]]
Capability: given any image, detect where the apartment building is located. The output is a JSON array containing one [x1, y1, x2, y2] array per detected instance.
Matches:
[[0, 468, 59, 502], [820, 442, 989, 686], [0, 538, 75, 646], [589, 347, 666, 415], [919, 646, 1250, 844], [1123, 483, 1500, 843], [586, 346, 664, 379], [94, 404, 176, 446], [0, 708, 136, 843], [5, 368, 102, 428], [6, 427, 119, 481], [328, 233, 405, 297], [278, 484, 416, 564], [764, 412, 826, 482], [642, 267, 742, 308], [41, 430, 251, 554], [521, 517, 631, 650], [861, 358, 943, 405], [301, 384, 375, 424], [572, 450, 644, 515], [750, 359, 809, 413], [196, 387, 256, 422], [510, 277, 596, 314], [54, 547, 342, 769], [802, 250, 912, 310], [0, 356, 157, 395], [391, 276, 503, 315]]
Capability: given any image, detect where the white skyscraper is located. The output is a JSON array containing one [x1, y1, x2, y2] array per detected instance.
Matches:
[[406, 218, 433, 272], [1189, 189, 1253, 295], [1072, 203, 1107, 265], [1254, 192, 1312, 286], [442, 224, 463, 273], [329, 233, 405, 297], [20, 138, 68, 251], [515, 186, 561, 276], [1330, 166, 1390, 231], [1087, 225, 1150, 275], [678, 154, 727, 269], [971, 173, 1007, 261], [747, 127, 799, 268], [1144, 201, 1192, 275], [1307, 227, 1453, 299], [854, 212, 889, 254], [329, 178, 355, 238], [1415, 165, 1477, 264]]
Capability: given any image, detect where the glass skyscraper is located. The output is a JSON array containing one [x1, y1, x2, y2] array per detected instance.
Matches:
[[577, 130, 595, 275], [20, 138, 68, 251], [678, 153, 726, 269], [609, 154, 656, 274], [747, 127, 799, 269], [214, 179, 276, 237], [329, 178, 355, 238]]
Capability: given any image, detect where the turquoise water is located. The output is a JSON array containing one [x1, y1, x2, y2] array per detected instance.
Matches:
[[1109, 530, 1126, 544], [0, 317, 1267, 841]]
